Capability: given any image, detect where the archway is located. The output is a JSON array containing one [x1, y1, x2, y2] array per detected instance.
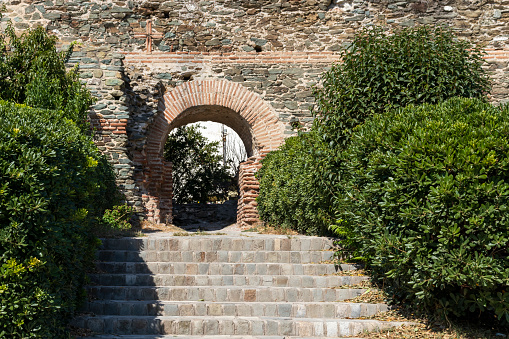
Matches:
[[137, 79, 285, 227]]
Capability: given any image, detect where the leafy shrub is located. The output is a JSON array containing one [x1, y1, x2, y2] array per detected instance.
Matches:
[[334, 98, 509, 326], [0, 101, 117, 337], [257, 25, 490, 237], [102, 204, 134, 231], [257, 132, 333, 235], [0, 25, 93, 132], [0, 257, 51, 337], [313, 25, 490, 148]]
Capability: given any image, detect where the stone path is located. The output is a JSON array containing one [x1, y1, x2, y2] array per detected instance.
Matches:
[[73, 230, 411, 338]]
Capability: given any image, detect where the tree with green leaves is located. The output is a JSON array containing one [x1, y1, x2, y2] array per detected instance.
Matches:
[[164, 125, 233, 204], [313, 25, 490, 148], [0, 102, 117, 337], [0, 24, 93, 133], [258, 25, 491, 236], [0, 23, 119, 337], [259, 24, 502, 328]]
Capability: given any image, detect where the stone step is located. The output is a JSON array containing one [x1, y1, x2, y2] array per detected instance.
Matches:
[[73, 234, 404, 337], [96, 250, 335, 264], [89, 274, 368, 288], [72, 315, 410, 337], [99, 236, 334, 252], [87, 286, 366, 302], [95, 262, 360, 275], [83, 300, 388, 318], [77, 336, 363, 339]]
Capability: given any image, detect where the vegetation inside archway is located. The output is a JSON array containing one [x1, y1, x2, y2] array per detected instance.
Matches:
[[164, 124, 241, 204]]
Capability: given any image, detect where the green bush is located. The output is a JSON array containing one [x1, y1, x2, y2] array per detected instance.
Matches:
[[333, 98, 509, 326], [257, 132, 333, 235], [257, 25, 490, 237], [0, 101, 117, 337], [102, 204, 134, 231], [0, 25, 93, 132], [313, 25, 490, 147]]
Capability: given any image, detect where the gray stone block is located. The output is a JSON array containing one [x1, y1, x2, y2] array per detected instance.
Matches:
[[198, 263, 209, 275], [251, 319, 265, 335], [278, 303, 292, 317], [265, 319, 279, 335], [194, 303, 207, 316], [191, 319, 204, 335], [246, 263, 257, 275], [257, 263, 267, 275], [187, 287, 200, 301], [164, 304, 178, 316], [220, 318, 235, 335], [236, 303, 251, 316], [280, 319, 294, 335], [235, 318, 250, 335], [223, 303, 236, 316], [293, 264, 304, 275], [215, 288, 227, 302]]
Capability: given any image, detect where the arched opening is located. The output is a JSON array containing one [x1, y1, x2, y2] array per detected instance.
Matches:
[[136, 79, 285, 228], [165, 121, 248, 231], [162, 105, 254, 158]]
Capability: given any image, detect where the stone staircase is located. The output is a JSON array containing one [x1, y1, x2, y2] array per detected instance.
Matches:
[[73, 232, 409, 338]]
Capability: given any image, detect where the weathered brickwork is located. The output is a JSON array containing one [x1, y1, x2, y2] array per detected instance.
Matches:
[[238, 155, 264, 227], [138, 79, 285, 224], [3, 0, 509, 226]]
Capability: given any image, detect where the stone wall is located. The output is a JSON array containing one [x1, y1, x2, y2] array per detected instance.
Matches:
[[173, 200, 237, 227], [3, 0, 509, 226], [5, 1, 509, 52]]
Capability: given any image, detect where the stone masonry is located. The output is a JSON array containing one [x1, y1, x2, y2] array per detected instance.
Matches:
[[73, 232, 413, 337], [3, 0, 509, 226]]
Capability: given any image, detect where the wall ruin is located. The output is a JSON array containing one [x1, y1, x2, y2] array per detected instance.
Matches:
[[3, 0, 509, 226]]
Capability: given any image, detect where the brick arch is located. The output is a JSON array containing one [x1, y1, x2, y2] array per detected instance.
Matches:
[[139, 79, 286, 226], [164, 105, 256, 158]]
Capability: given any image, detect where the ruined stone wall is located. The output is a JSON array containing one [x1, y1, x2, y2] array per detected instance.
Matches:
[[237, 155, 263, 228], [4, 0, 509, 107], [4, 1, 509, 52], [3, 0, 509, 225]]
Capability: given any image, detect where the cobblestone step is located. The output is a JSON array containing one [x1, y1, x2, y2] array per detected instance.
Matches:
[[95, 262, 359, 275], [73, 233, 405, 337], [83, 301, 388, 318], [78, 335, 363, 339], [72, 315, 410, 337], [87, 286, 366, 302], [96, 250, 335, 263], [99, 236, 334, 252], [89, 273, 368, 287]]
